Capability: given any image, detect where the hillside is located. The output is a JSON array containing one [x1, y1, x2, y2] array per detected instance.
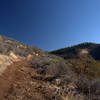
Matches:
[[51, 42, 100, 60], [50, 42, 100, 99], [0, 36, 100, 100], [0, 35, 42, 57], [51, 43, 100, 78], [1, 54, 99, 100], [0, 35, 42, 77], [1, 53, 100, 100]]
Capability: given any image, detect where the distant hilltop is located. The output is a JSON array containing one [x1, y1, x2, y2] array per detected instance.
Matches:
[[51, 42, 100, 60]]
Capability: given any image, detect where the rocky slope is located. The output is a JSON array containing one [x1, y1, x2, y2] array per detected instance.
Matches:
[[1, 54, 100, 100], [0, 35, 42, 75], [0, 35, 42, 57], [0, 54, 84, 100], [51, 42, 100, 99], [0, 36, 100, 100]]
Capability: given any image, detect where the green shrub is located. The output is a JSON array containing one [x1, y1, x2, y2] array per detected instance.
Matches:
[[0, 35, 3, 41], [52, 58, 59, 63]]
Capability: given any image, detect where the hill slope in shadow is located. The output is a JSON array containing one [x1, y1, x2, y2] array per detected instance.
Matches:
[[51, 42, 100, 60]]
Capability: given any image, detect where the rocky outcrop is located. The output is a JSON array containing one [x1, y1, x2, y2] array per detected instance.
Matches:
[[0, 52, 25, 75]]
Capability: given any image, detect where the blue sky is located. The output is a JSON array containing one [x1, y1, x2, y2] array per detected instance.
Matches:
[[0, 0, 100, 51]]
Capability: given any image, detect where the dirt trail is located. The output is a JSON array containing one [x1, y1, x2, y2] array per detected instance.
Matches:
[[0, 56, 68, 100], [0, 59, 27, 100]]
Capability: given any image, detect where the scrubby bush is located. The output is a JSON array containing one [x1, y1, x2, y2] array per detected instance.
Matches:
[[32, 46, 42, 56], [31, 55, 70, 77], [44, 51, 49, 55], [68, 56, 100, 79], [52, 58, 60, 63], [76, 76, 100, 97]]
